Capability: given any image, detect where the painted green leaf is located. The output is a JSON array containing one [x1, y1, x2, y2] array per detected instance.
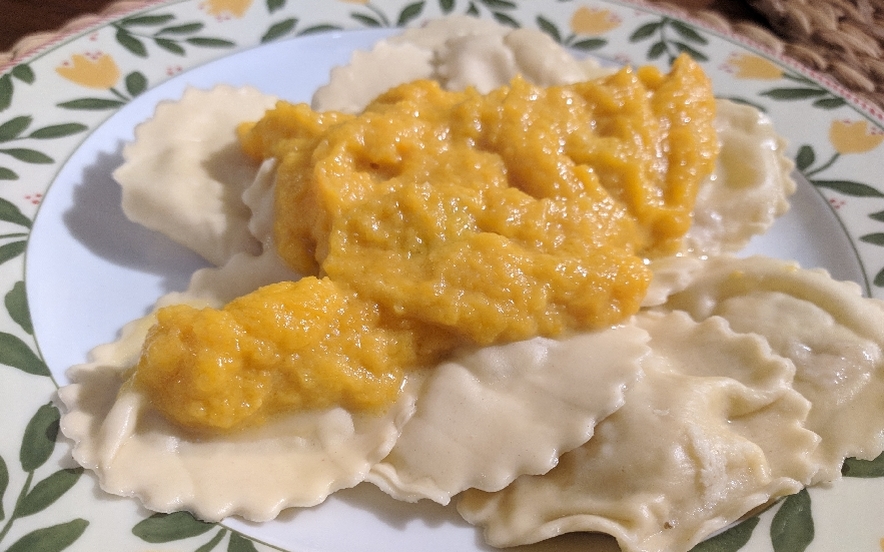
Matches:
[[116, 28, 148, 57], [28, 123, 88, 139], [876, 266, 884, 288], [0, 240, 27, 266], [842, 452, 884, 477], [630, 21, 662, 41], [535, 15, 561, 42], [0, 166, 17, 180], [0, 74, 12, 112], [5, 518, 89, 552], [673, 41, 708, 62], [125, 72, 148, 97], [0, 116, 32, 142], [132, 511, 215, 543], [57, 98, 126, 110], [397, 2, 425, 26], [186, 37, 236, 48], [121, 13, 177, 26], [352, 13, 383, 27], [480, 0, 516, 8], [760, 87, 828, 101], [20, 403, 60, 472], [0, 148, 53, 164], [228, 532, 259, 552], [0, 331, 50, 377], [571, 38, 606, 51], [670, 20, 708, 44], [439, 0, 455, 13], [812, 97, 846, 109], [0, 454, 8, 520], [262, 18, 297, 42], [0, 197, 32, 227], [297, 24, 342, 36], [770, 489, 814, 552], [195, 529, 227, 552], [691, 516, 759, 551], [155, 38, 186, 55], [795, 144, 815, 172], [16, 468, 84, 517], [869, 210, 884, 223], [157, 22, 205, 35], [812, 179, 884, 197], [648, 40, 667, 60], [466, 2, 480, 16], [492, 11, 520, 28], [11, 64, 35, 84], [860, 232, 884, 246], [267, 0, 285, 13], [782, 72, 816, 86], [5, 281, 33, 334]]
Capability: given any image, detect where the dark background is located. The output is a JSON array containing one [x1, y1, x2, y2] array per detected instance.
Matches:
[[1, 0, 120, 52]]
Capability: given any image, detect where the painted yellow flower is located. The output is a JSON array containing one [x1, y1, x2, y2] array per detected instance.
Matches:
[[829, 119, 884, 154], [570, 6, 620, 35], [56, 53, 120, 89], [203, 0, 253, 18], [727, 53, 783, 80]]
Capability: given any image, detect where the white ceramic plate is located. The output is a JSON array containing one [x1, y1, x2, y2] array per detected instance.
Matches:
[[1, 0, 882, 550]]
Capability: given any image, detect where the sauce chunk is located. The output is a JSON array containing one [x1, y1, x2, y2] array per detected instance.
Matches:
[[135, 54, 718, 431]]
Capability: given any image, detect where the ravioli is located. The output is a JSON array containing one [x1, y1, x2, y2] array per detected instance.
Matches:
[[115, 85, 277, 266], [457, 311, 820, 552], [683, 101, 796, 256], [313, 15, 611, 110], [661, 255, 884, 483], [59, 16, 813, 546], [58, 248, 430, 522], [367, 325, 649, 504], [313, 19, 796, 258], [110, 22, 795, 269]]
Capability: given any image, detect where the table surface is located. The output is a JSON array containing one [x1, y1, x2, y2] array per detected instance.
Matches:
[[0, 0, 120, 52], [0, 0, 766, 53]]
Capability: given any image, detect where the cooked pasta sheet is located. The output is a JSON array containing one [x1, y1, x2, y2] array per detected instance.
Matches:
[[112, 17, 796, 271], [367, 325, 650, 505], [662, 255, 884, 483], [58, 247, 430, 522], [456, 311, 820, 552], [459, 255, 884, 551], [115, 85, 276, 266]]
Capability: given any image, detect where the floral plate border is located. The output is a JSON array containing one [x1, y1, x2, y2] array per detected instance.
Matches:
[[1, 1, 882, 551]]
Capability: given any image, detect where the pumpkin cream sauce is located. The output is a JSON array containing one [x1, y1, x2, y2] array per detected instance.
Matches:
[[133, 54, 718, 432]]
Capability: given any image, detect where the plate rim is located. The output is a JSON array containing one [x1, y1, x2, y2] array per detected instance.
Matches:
[[1, 1, 882, 551]]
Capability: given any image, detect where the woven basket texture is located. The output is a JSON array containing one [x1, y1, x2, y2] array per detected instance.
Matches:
[[750, 0, 884, 109]]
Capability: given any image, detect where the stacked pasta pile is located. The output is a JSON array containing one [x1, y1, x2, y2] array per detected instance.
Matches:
[[58, 17, 884, 552]]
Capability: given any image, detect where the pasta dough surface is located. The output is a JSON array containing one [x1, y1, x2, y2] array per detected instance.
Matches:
[[662, 255, 884, 483], [115, 85, 276, 265], [367, 325, 649, 504], [58, 249, 427, 522], [457, 311, 820, 552]]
